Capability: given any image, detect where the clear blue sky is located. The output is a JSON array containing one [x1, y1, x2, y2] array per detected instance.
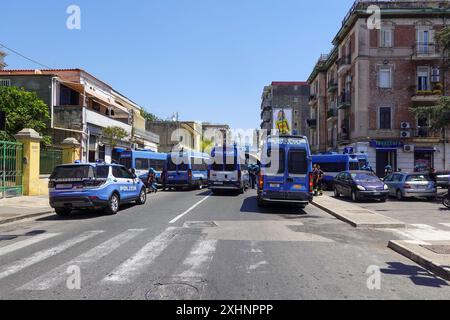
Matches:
[[2, 0, 355, 129]]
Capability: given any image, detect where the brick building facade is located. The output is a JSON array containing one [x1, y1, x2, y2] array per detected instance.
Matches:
[[260, 82, 310, 138], [308, 0, 450, 176]]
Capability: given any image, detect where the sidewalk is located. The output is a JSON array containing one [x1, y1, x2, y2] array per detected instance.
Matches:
[[0, 196, 53, 225], [312, 195, 405, 229]]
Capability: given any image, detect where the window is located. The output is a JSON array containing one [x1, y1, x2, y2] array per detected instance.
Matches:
[[417, 66, 430, 91], [120, 167, 134, 179], [136, 158, 149, 170], [0, 79, 11, 87], [379, 107, 392, 130], [149, 159, 166, 172], [380, 28, 393, 48], [96, 166, 110, 179], [349, 162, 360, 171], [316, 162, 347, 173], [288, 150, 308, 174], [119, 157, 132, 170], [378, 67, 391, 88], [417, 29, 431, 54]]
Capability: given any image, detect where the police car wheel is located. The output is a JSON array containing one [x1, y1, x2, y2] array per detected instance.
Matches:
[[55, 208, 71, 217], [136, 188, 147, 205], [105, 193, 120, 215]]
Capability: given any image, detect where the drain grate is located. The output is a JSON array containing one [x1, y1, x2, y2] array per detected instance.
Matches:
[[421, 245, 450, 255]]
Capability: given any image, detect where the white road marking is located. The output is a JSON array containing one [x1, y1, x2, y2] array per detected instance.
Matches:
[[439, 223, 450, 229], [387, 224, 450, 244], [0, 231, 103, 281], [19, 229, 145, 290], [0, 233, 60, 257], [169, 194, 211, 224], [103, 227, 178, 283], [174, 239, 218, 279]]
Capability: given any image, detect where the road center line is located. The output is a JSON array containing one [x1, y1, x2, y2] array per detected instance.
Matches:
[[169, 193, 211, 224]]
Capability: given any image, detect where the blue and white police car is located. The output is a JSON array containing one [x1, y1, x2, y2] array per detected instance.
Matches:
[[48, 162, 147, 216]]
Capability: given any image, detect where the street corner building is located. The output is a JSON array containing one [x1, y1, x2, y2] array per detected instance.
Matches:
[[307, 0, 450, 177], [0, 69, 160, 163], [260, 81, 311, 139]]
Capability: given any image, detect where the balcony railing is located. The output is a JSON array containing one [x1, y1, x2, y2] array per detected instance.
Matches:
[[338, 54, 352, 68], [338, 91, 352, 109], [328, 79, 338, 92], [53, 105, 84, 131], [327, 108, 338, 119], [413, 128, 441, 139], [413, 43, 440, 58]]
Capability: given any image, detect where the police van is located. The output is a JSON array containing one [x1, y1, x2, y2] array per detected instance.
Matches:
[[208, 145, 250, 194], [48, 162, 147, 216], [257, 136, 313, 209]]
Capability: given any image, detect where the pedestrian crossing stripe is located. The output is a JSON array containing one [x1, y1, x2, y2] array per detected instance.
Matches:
[[0, 231, 103, 281], [19, 229, 145, 291], [0, 233, 60, 257]]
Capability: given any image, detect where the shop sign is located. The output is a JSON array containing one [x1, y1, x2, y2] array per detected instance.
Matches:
[[369, 140, 404, 149]]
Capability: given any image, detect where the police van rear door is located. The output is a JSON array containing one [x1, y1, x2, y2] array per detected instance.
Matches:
[[285, 148, 309, 194]]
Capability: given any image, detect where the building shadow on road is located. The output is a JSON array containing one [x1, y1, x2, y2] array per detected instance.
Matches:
[[0, 230, 47, 241], [35, 203, 137, 221], [240, 196, 308, 216], [381, 262, 449, 288]]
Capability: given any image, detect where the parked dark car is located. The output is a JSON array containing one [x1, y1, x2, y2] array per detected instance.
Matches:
[[333, 171, 389, 202], [436, 171, 450, 188]]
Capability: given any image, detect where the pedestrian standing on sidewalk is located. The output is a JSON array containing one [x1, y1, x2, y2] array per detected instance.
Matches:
[[316, 165, 324, 196], [312, 164, 318, 196]]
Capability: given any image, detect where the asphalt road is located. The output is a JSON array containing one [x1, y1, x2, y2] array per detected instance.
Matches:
[[0, 188, 449, 300]]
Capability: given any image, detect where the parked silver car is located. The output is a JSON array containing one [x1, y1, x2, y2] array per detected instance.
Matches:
[[384, 172, 437, 201], [436, 171, 450, 188]]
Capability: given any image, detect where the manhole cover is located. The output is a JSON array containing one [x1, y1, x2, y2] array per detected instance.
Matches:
[[346, 210, 374, 215], [183, 221, 218, 228], [421, 245, 450, 255], [146, 283, 200, 300]]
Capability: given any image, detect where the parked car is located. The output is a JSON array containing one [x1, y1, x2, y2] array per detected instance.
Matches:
[[333, 171, 389, 202], [384, 172, 437, 201], [436, 171, 450, 188], [49, 163, 147, 216]]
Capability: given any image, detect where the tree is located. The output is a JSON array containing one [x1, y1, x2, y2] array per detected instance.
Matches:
[[140, 109, 161, 122], [0, 86, 51, 144], [410, 27, 450, 133], [201, 138, 214, 153], [411, 96, 450, 132], [102, 126, 129, 149]]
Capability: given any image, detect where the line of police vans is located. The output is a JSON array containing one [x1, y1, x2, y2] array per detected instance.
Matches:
[[48, 136, 315, 216]]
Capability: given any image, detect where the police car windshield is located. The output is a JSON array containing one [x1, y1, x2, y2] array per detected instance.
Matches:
[[50, 165, 109, 180]]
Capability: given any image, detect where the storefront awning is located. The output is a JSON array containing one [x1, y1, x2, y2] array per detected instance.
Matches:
[[376, 148, 398, 152], [415, 147, 436, 153]]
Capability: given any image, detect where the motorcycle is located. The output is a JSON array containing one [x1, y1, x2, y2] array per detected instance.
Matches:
[[444, 195, 450, 209]]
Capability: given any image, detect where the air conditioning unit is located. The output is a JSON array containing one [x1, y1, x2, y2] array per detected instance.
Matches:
[[431, 68, 440, 83], [404, 145, 415, 153], [401, 122, 411, 129], [400, 131, 411, 138]]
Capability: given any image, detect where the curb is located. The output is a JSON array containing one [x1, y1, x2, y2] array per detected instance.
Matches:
[[0, 210, 54, 226], [388, 240, 450, 281], [312, 200, 405, 229]]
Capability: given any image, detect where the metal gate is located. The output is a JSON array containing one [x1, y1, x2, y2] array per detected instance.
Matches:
[[0, 141, 23, 198]]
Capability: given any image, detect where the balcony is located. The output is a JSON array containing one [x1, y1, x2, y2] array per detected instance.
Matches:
[[328, 79, 338, 93], [134, 128, 160, 144], [411, 89, 442, 104], [337, 54, 352, 74], [85, 109, 132, 134], [53, 105, 84, 132], [412, 128, 441, 143], [261, 110, 272, 122], [327, 108, 338, 119], [307, 119, 317, 128], [412, 43, 441, 60], [338, 91, 352, 109], [309, 93, 318, 106]]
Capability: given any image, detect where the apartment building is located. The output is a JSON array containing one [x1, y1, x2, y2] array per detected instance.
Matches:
[[308, 0, 450, 176], [0, 51, 6, 70], [146, 121, 203, 153], [260, 82, 310, 138], [0, 69, 159, 162]]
